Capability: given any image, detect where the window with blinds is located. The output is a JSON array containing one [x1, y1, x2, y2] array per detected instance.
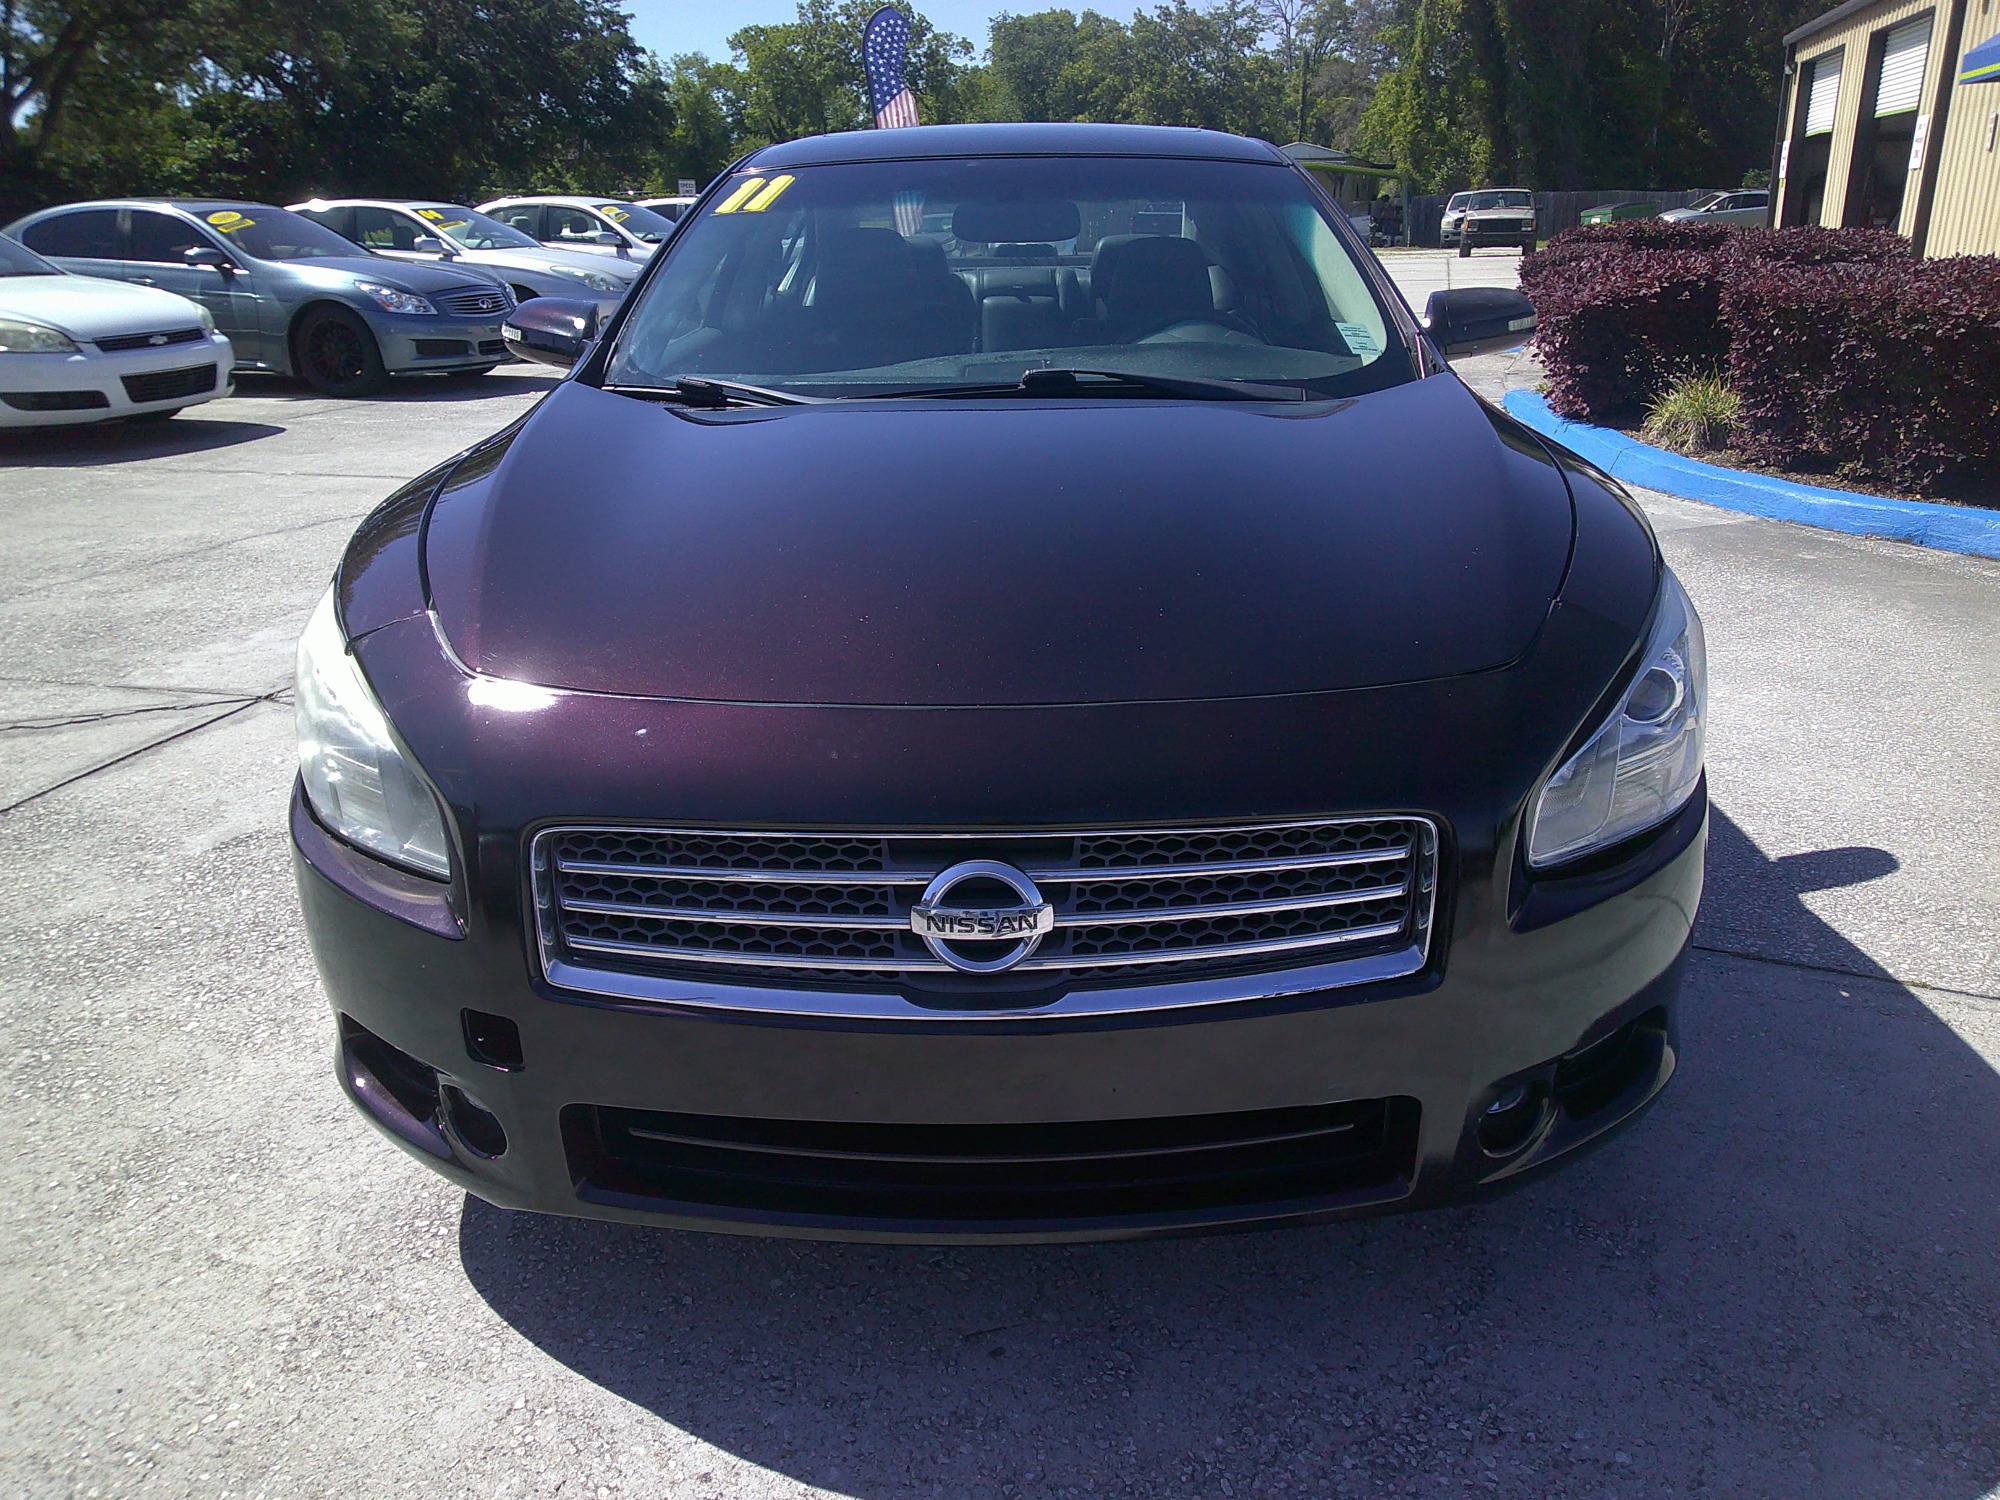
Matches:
[[1875, 16, 1932, 116], [1805, 50, 1844, 135]]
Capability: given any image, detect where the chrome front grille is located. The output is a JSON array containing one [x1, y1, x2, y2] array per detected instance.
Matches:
[[532, 819, 1438, 1009], [95, 326, 205, 352], [436, 285, 513, 317]]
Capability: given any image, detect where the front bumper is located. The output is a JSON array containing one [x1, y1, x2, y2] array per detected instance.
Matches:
[[1447, 220, 1538, 247], [0, 334, 234, 427], [373, 315, 512, 374], [295, 785, 1702, 1244]]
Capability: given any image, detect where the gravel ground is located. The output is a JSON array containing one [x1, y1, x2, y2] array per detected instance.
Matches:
[[3, 316, 1998, 1500]]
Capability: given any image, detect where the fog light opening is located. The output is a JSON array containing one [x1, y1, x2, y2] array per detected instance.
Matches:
[[1477, 1079, 1549, 1158], [442, 1084, 508, 1159], [462, 1008, 524, 1071]]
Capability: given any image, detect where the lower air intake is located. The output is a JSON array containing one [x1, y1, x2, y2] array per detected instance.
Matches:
[[564, 1097, 1420, 1225]]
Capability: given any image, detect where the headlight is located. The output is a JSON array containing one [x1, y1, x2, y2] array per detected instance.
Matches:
[[295, 586, 451, 877], [354, 280, 437, 316], [196, 305, 217, 334], [551, 265, 627, 294], [1527, 570, 1706, 868], [0, 317, 80, 353]]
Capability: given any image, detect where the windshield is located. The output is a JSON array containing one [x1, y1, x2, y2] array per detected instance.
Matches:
[[413, 205, 539, 250], [605, 156, 1409, 400], [592, 202, 677, 243], [197, 206, 361, 261], [1462, 192, 1532, 211], [1687, 192, 1727, 211], [0, 236, 58, 276]]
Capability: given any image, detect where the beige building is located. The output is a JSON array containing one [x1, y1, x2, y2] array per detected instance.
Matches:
[[1772, 0, 2000, 255]]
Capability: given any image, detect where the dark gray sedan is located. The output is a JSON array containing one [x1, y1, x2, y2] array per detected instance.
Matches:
[[6, 200, 515, 395]]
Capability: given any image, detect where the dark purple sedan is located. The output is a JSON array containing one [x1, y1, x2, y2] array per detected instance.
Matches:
[[293, 124, 1705, 1242]]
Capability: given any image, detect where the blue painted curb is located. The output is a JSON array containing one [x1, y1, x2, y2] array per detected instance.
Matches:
[[1500, 389, 2000, 561]]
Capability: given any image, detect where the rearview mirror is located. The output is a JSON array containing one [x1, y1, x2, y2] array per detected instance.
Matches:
[[1423, 287, 1536, 359], [590, 231, 622, 247], [411, 235, 453, 256], [952, 199, 1082, 244], [503, 297, 598, 368], [183, 246, 233, 272]]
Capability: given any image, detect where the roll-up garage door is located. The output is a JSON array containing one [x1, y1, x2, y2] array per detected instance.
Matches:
[[1875, 17, 1931, 116], [1805, 51, 1843, 134]]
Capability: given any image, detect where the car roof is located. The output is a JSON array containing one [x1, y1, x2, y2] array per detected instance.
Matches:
[[744, 123, 1290, 170], [481, 195, 634, 206], [26, 199, 282, 217], [289, 198, 473, 210]]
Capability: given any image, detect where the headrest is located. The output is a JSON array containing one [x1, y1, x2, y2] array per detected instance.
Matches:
[[1091, 235, 1214, 319]]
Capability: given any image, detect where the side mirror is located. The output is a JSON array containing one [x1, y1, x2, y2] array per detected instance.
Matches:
[[1423, 287, 1537, 359], [503, 297, 598, 368], [184, 246, 234, 273], [411, 235, 454, 257], [590, 230, 622, 247]]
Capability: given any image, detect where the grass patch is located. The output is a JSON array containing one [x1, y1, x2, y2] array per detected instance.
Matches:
[[1642, 371, 1740, 454]]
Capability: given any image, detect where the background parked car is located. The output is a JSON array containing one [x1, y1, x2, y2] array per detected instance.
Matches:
[[288, 199, 636, 315], [475, 196, 677, 260], [634, 196, 697, 222], [6, 200, 514, 396], [1441, 190, 1539, 255], [0, 234, 234, 427], [1658, 190, 1771, 227]]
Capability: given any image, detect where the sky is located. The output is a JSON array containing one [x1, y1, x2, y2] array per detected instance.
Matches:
[[625, 0, 1016, 62]]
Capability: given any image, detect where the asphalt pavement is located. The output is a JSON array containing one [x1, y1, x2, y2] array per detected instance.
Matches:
[[3, 302, 1999, 1499]]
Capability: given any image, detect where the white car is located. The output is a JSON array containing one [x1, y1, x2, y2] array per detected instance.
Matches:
[[0, 235, 233, 427], [286, 199, 638, 312], [474, 196, 676, 261], [635, 195, 698, 222]]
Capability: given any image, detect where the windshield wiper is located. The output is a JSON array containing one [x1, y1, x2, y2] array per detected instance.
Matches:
[[604, 377, 821, 408], [888, 368, 1310, 402]]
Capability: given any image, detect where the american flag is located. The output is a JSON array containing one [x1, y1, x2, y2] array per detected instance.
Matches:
[[864, 7, 920, 130]]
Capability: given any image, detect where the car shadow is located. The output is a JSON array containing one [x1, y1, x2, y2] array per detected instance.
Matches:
[[0, 415, 284, 467], [232, 369, 563, 404], [458, 807, 2000, 1497]]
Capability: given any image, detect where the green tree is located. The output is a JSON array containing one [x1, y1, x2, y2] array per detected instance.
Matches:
[[726, 0, 974, 146], [1255, 0, 1351, 143]]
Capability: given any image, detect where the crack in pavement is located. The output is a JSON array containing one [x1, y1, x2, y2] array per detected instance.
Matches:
[[0, 697, 256, 732], [1692, 941, 2000, 1006], [0, 693, 285, 816]]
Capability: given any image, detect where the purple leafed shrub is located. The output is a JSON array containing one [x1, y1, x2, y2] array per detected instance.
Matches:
[[1724, 256, 2000, 493], [1522, 222, 2000, 496], [1524, 245, 1728, 422]]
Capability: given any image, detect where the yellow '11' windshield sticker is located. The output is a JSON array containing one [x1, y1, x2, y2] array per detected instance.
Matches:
[[713, 175, 795, 215]]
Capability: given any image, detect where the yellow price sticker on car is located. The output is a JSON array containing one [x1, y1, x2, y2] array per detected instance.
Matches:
[[713, 174, 795, 215], [207, 210, 253, 231], [597, 205, 630, 222], [418, 208, 444, 221]]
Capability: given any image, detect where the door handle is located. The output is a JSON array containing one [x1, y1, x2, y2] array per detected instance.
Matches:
[[131, 277, 157, 286]]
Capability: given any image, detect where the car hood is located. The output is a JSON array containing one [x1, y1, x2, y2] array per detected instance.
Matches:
[[1656, 208, 1699, 222], [419, 374, 1577, 706], [462, 246, 638, 281], [0, 272, 208, 338], [279, 255, 502, 294]]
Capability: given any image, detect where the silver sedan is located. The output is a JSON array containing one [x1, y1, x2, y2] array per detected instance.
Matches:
[[288, 199, 636, 319], [1659, 191, 1771, 228], [6, 199, 514, 396]]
